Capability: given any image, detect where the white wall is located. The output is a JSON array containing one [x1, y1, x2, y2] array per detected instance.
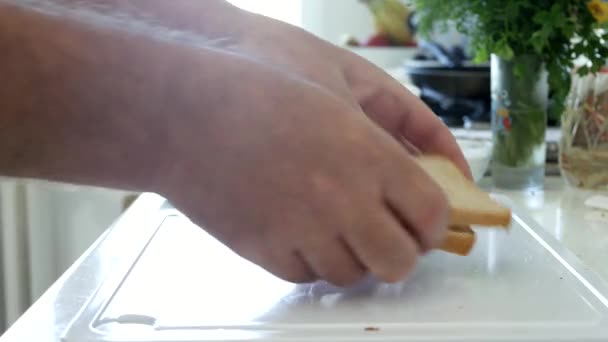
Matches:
[[228, 0, 377, 44], [0, 180, 130, 330], [24, 183, 129, 298], [228, 0, 302, 26], [301, 0, 375, 43]]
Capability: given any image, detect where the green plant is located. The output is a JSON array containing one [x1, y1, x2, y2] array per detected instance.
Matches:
[[491, 55, 547, 168], [413, 0, 608, 117]]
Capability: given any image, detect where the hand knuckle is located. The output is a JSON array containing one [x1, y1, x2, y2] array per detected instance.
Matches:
[[376, 243, 418, 283], [415, 188, 449, 229], [329, 268, 366, 287], [277, 267, 314, 283]]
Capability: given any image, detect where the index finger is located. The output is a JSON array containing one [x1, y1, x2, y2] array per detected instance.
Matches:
[[346, 60, 472, 179], [395, 85, 471, 177]]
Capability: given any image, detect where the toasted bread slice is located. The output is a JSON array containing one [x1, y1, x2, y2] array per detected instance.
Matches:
[[439, 225, 476, 256], [416, 156, 511, 227]]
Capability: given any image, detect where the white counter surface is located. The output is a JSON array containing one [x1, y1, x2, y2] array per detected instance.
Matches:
[[1, 177, 608, 342]]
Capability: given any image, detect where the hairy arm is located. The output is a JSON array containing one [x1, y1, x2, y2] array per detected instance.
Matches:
[[0, 0, 458, 285], [0, 0, 246, 190]]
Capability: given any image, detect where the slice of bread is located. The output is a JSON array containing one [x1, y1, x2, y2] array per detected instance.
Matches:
[[439, 225, 476, 256], [416, 155, 512, 228]]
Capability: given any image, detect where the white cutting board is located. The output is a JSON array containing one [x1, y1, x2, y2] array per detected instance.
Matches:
[[62, 201, 608, 342]]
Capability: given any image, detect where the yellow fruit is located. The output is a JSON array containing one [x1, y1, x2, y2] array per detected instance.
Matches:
[[362, 0, 413, 45]]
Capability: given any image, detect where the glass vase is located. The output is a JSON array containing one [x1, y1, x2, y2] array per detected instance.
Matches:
[[560, 68, 608, 190], [490, 54, 548, 190]]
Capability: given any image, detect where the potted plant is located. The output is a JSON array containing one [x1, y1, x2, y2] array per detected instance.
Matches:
[[413, 0, 608, 189]]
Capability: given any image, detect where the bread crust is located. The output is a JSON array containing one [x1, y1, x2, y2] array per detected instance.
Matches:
[[415, 155, 512, 255], [449, 208, 512, 227], [439, 225, 476, 256]]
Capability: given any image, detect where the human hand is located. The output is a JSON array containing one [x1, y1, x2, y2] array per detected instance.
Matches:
[[232, 12, 471, 178], [162, 49, 450, 286], [0, 0, 462, 287], [136, 2, 472, 286]]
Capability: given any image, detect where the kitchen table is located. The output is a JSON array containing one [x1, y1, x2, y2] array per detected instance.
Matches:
[[1, 176, 607, 342]]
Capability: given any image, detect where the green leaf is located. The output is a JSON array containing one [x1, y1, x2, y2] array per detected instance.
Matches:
[[549, 3, 566, 28], [505, 2, 520, 18], [474, 51, 489, 63], [530, 31, 546, 54], [561, 23, 576, 37], [533, 11, 550, 26], [514, 62, 525, 78], [573, 42, 586, 55], [495, 40, 514, 60]]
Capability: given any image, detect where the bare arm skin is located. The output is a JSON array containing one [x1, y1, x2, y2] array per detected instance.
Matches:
[[0, 1, 214, 189], [0, 0, 468, 286]]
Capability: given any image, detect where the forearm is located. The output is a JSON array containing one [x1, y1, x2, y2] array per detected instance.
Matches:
[[0, 2, 237, 191], [49, 0, 252, 46]]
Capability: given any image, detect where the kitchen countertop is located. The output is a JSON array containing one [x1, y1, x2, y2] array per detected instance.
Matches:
[[1, 176, 607, 342], [487, 177, 608, 281]]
